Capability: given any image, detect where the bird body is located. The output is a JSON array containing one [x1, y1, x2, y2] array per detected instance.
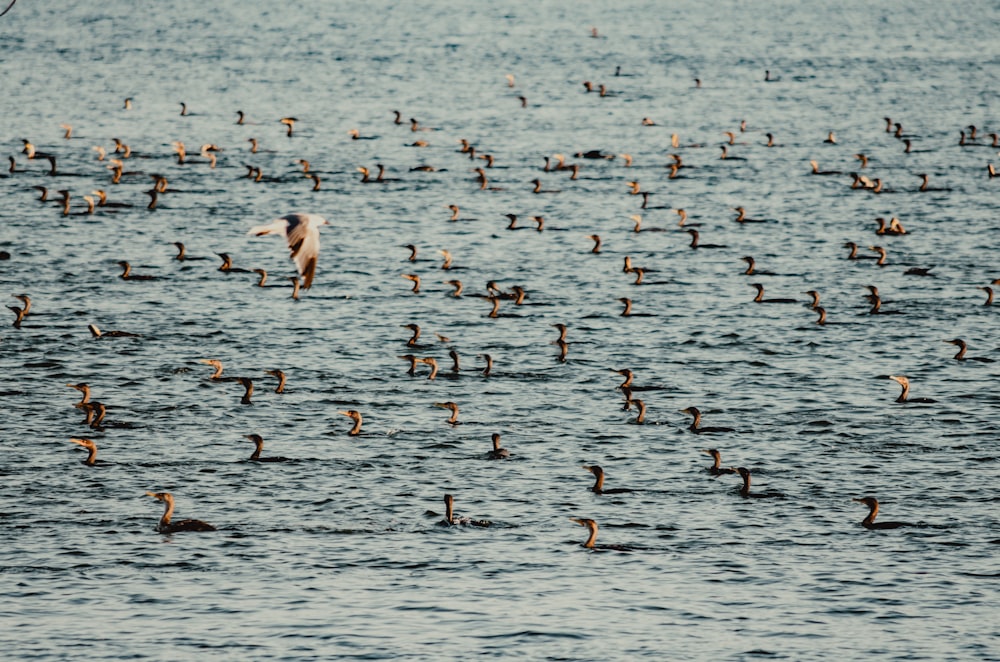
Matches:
[[145, 492, 216, 533], [733, 467, 783, 498], [441, 494, 490, 527], [570, 517, 630, 551], [680, 406, 734, 434], [247, 213, 329, 288], [582, 465, 633, 495], [487, 433, 510, 459], [244, 434, 289, 462], [853, 497, 908, 529]]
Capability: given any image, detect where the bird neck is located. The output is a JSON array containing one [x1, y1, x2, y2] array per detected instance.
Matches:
[[863, 502, 878, 527], [689, 411, 702, 430], [591, 472, 605, 493], [160, 500, 174, 528]]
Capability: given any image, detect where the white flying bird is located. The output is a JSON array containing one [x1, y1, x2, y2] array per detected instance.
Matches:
[[247, 213, 329, 288]]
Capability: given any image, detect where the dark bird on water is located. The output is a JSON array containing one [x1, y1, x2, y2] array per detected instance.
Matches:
[[685, 229, 725, 249], [741, 256, 775, 276], [117, 261, 156, 281], [88, 324, 139, 338], [265, 369, 287, 392], [403, 323, 421, 347], [145, 492, 216, 533], [680, 407, 734, 434], [237, 377, 254, 405], [703, 449, 737, 476], [67, 382, 91, 407], [733, 467, 783, 499], [582, 465, 633, 495], [569, 517, 630, 551], [243, 434, 290, 462], [216, 253, 251, 273], [434, 401, 460, 425], [943, 339, 993, 362], [750, 283, 797, 303], [629, 398, 647, 423], [68, 438, 102, 466], [853, 497, 909, 530], [199, 358, 226, 380], [441, 494, 490, 527], [888, 375, 936, 404], [844, 242, 876, 260], [339, 409, 363, 435], [172, 242, 208, 261], [733, 207, 766, 223], [487, 433, 509, 459]]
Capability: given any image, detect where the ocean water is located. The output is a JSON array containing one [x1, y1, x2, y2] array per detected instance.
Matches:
[[1, 1, 998, 659]]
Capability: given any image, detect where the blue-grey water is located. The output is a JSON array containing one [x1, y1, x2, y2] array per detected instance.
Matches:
[[1, 1, 998, 659]]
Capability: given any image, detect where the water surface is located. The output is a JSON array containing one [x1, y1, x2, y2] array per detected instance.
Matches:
[[1, 1, 998, 659]]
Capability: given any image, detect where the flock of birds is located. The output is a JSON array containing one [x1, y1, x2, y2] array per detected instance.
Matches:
[[4, 26, 998, 550]]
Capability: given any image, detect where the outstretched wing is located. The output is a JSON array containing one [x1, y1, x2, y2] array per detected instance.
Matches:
[[247, 217, 289, 238]]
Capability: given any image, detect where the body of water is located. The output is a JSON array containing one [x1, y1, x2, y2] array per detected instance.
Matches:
[[1, 1, 998, 659]]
